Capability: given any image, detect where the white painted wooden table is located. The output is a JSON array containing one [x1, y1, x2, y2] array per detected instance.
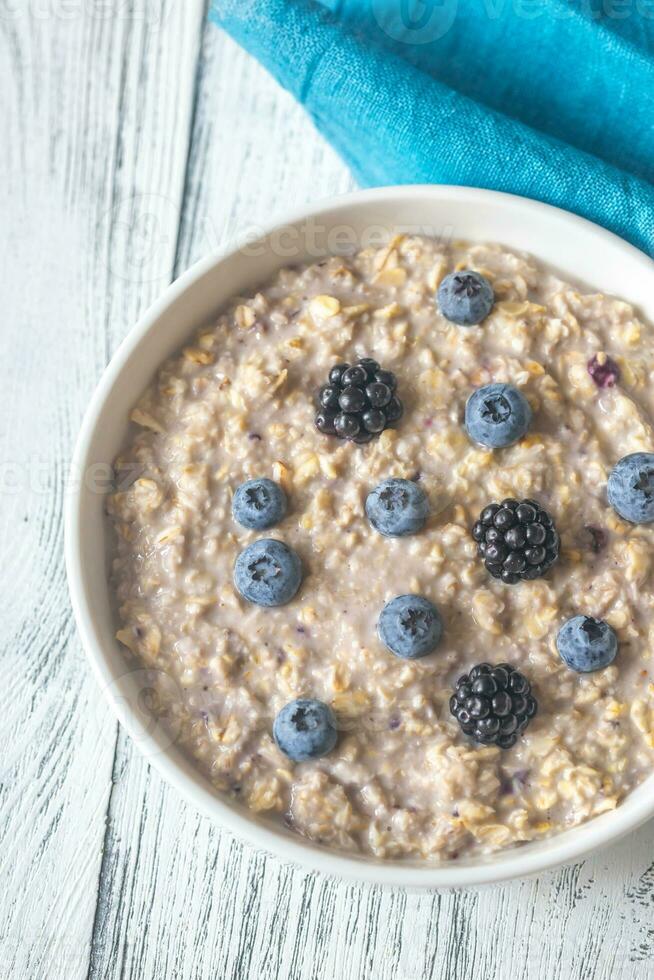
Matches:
[[2, 5, 654, 978]]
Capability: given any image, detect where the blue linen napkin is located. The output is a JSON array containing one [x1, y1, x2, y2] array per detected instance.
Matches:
[[210, 0, 654, 255]]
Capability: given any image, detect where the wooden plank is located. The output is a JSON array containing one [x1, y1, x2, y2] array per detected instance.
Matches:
[[0, 3, 205, 978]]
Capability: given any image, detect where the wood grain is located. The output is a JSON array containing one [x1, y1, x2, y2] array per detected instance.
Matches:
[[2, 5, 654, 979], [0, 3, 205, 978]]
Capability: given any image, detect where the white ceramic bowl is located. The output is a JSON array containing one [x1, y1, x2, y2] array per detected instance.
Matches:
[[66, 185, 654, 889]]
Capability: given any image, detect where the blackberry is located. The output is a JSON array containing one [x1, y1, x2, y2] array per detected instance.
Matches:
[[472, 497, 559, 584], [450, 663, 537, 748], [315, 357, 403, 443]]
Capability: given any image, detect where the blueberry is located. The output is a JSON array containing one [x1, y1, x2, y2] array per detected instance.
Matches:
[[232, 479, 287, 530], [365, 478, 429, 537], [233, 538, 302, 606], [588, 354, 620, 388], [465, 383, 532, 449], [556, 615, 618, 672], [437, 271, 494, 326], [607, 452, 654, 523], [273, 698, 337, 761], [377, 594, 443, 659]]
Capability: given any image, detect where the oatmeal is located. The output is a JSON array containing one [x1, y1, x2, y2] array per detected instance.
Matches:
[[108, 234, 654, 861]]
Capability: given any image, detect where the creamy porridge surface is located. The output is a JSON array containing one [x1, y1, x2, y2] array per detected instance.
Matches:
[[108, 234, 654, 861]]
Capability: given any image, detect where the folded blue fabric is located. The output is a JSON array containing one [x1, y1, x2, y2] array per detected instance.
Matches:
[[210, 0, 654, 255]]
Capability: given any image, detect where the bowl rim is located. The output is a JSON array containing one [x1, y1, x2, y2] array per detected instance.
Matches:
[[65, 184, 654, 889]]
